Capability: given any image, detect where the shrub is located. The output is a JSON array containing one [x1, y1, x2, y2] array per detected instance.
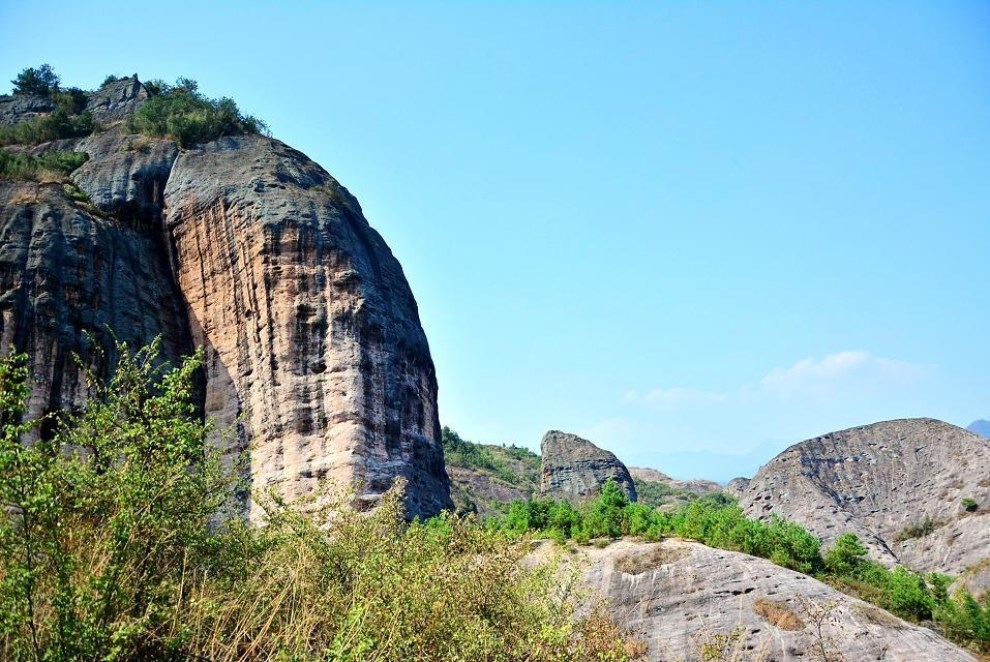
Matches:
[[962, 498, 979, 513], [124, 78, 266, 148], [0, 150, 88, 181], [0, 110, 96, 146], [824, 532, 869, 575], [0, 343, 634, 661], [895, 516, 943, 541], [11, 64, 59, 96]]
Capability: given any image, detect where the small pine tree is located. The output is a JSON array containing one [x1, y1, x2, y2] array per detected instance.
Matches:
[[11, 64, 60, 97]]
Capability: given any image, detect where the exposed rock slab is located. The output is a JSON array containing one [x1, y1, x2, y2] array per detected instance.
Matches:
[[738, 419, 990, 594], [536, 538, 975, 661], [540, 430, 636, 503]]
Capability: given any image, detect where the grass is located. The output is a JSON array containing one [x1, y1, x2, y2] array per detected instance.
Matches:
[[752, 599, 805, 631], [894, 516, 945, 542]]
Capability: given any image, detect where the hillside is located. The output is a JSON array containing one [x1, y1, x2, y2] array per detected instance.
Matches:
[[442, 427, 541, 515], [738, 418, 990, 596]]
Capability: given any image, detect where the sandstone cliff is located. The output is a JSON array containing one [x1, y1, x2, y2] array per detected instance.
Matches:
[[540, 430, 637, 503], [738, 418, 990, 595], [535, 538, 976, 661], [0, 77, 452, 518]]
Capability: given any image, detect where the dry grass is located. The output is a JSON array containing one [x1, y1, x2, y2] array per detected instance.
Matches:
[[614, 544, 688, 575], [752, 598, 805, 631]]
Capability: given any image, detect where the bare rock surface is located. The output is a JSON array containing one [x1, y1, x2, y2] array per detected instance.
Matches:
[[163, 134, 451, 518], [540, 430, 636, 503], [738, 418, 990, 593], [0, 78, 452, 518], [0, 93, 54, 125], [536, 538, 975, 661], [0, 180, 192, 427], [726, 476, 751, 498]]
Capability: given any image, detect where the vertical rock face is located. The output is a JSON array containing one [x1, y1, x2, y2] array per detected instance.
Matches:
[[540, 430, 636, 503], [0, 77, 452, 518], [738, 419, 990, 594], [163, 135, 450, 517], [0, 181, 193, 428]]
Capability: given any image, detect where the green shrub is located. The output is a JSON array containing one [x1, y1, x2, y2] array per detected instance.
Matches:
[[895, 516, 943, 541], [0, 150, 88, 180], [0, 344, 634, 661], [962, 498, 979, 512], [824, 532, 868, 575], [124, 78, 266, 148], [0, 110, 96, 146]]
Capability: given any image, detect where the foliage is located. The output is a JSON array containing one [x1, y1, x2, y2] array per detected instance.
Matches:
[[11, 64, 59, 96], [442, 426, 540, 487], [0, 150, 88, 181], [124, 77, 266, 148], [962, 498, 979, 512], [0, 347, 635, 661], [0, 110, 96, 147]]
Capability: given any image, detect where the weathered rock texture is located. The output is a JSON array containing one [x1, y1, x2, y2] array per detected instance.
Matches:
[[738, 418, 990, 595], [725, 476, 751, 498], [538, 538, 975, 661], [0, 77, 452, 518], [540, 430, 636, 503]]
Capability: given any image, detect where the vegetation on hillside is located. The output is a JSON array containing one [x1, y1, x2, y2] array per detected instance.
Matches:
[[125, 77, 266, 148], [633, 477, 711, 508], [2, 65, 96, 147], [0, 150, 88, 181], [491, 481, 990, 653], [442, 426, 542, 513], [0, 346, 636, 661]]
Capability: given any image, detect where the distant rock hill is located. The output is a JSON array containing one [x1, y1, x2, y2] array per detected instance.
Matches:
[[967, 419, 990, 438], [627, 466, 722, 507], [540, 430, 637, 503], [738, 418, 990, 595], [0, 75, 452, 518]]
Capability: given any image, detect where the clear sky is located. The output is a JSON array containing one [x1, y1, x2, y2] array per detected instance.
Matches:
[[2, 1, 987, 481]]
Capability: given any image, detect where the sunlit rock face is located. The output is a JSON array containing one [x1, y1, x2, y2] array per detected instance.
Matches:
[[0, 77, 452, 519], [738, 418, 990, 595], [540, 430, 637, 503]]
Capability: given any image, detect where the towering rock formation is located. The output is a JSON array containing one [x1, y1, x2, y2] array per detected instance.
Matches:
[[540, 430, 637, 503], [738, 418, 990, 594], [0, 76, 452, 518]]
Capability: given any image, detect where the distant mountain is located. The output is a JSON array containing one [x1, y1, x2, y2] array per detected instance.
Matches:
[[967, 419, 990, 438], [738, 418, 990, 595]]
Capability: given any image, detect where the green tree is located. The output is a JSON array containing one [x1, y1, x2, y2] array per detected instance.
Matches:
[[824, 533, 868, 576], [11, 65, 60, 97]]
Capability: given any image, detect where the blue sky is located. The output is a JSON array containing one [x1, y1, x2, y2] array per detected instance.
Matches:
[[2, 2, 987, 480]]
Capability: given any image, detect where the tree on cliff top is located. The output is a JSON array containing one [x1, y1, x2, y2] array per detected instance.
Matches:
[[11, 64, 60, 97]]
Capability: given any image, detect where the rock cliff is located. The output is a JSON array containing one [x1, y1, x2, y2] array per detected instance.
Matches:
[[540, 430, 637, 503], [0, 77, 452, 518], [537, 538, 976, 661], [738, 418, 990, 595]]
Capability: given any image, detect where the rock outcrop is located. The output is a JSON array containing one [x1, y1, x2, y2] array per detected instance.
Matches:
[[738, 418, 990, 594], [725, 476, 751, 498], [540, 430, 636, 503], [537, 538, 976, 661], [0, 77, 452, 518]]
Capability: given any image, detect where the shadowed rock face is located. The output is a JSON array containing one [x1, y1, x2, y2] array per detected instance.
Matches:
[[540, 430, 636, 503], [738, 418, 990, 595], [536, 538, 976, 661], [0, 77, 452, 519]]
